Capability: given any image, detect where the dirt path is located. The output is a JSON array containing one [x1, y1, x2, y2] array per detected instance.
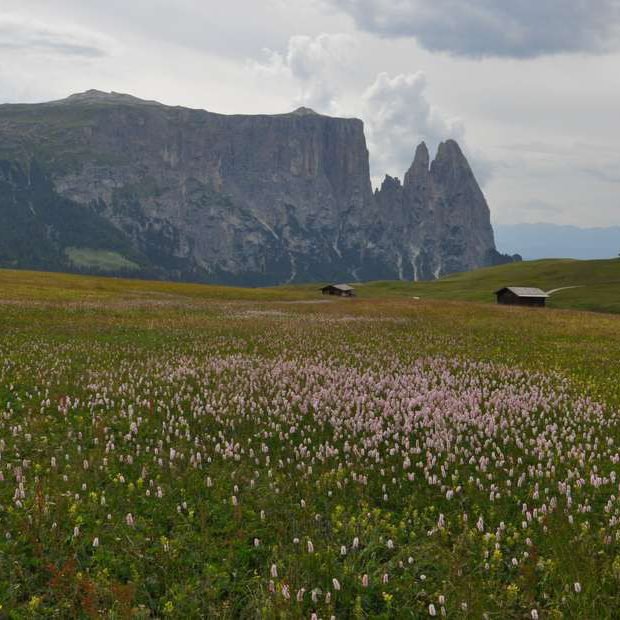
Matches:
[[546, 285, 584, 295]]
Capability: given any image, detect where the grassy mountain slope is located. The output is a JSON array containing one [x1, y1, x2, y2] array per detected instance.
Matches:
[[0, 160, 153, 276], [1, 257, 620, 313], [352, 258, 620, 312]]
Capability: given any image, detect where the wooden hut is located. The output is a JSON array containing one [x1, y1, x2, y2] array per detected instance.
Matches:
[[320, 284, 355, 297], [495, 286, 549, 307]]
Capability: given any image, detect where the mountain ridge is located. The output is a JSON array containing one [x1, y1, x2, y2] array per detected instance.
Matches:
[[0, 90, 516, 284]]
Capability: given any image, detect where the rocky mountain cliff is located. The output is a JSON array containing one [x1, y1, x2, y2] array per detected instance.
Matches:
[[0, 90, 516, 284]]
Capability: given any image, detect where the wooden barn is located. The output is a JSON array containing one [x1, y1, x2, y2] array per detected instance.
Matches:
[[320, 284, 356, 297], [495, 286, 549, 307]]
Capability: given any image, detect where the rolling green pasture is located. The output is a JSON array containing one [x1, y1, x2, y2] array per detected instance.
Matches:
[[64, 249, 141, 273], [345, 258, 620, 313], [3, 256, 619, 313], [2, 267, 620, 617]]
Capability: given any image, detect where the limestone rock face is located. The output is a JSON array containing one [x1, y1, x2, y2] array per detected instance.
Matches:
[[0, 91, 515, 283], [374, 140, 511, 280]]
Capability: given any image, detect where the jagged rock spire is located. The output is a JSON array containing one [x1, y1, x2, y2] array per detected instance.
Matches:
[[374, 138, 513, 280], [404, 141, 430, 187], [431, 140, 474, 182]]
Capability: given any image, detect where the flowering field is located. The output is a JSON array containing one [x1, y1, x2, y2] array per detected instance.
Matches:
[[2, 283, 620, 617]]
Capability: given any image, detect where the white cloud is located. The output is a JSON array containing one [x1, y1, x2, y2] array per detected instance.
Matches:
[[324, 0, 620, 58], [0, 13, 116, 58], [250, 36, 473, 183], [361, 71, 464, 182], [250, 33, 358, 113]]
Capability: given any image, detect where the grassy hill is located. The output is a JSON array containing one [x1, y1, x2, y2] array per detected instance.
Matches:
[[355, 258, 620, 313], [1, 257, 619, 313]]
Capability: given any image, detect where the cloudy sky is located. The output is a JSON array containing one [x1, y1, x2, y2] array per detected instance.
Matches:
[[1, 0, 620, 227]]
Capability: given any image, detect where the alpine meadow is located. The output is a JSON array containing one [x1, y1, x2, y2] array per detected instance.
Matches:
[[2, 268, 620, 617]]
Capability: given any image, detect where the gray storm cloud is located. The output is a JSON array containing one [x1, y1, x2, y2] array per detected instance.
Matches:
[[324, 0, 620, 58]]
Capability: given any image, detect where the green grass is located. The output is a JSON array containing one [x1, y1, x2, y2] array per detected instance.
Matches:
[[65, 248, 140, 272], [0, 268, 312, 303], [2, 258, 620, 313], [352, 258, 620, 312], [2, 266, 620, 616]]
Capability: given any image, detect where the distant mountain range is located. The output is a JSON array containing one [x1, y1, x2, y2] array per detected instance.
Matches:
[[495, 223, 620, 261], [0, 89, 514, 285]]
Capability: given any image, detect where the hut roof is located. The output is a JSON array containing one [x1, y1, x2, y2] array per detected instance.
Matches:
[[495, 286, 549, 298], [321, 283, 354, 291]]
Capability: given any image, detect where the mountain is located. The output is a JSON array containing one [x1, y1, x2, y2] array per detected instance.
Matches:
[[0, 89, 515, 284], [495, 223, 620, 261], [374, 141, 509, 279]]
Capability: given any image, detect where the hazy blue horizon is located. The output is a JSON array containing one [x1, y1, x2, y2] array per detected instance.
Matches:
[[495, 222, 620, 261]]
